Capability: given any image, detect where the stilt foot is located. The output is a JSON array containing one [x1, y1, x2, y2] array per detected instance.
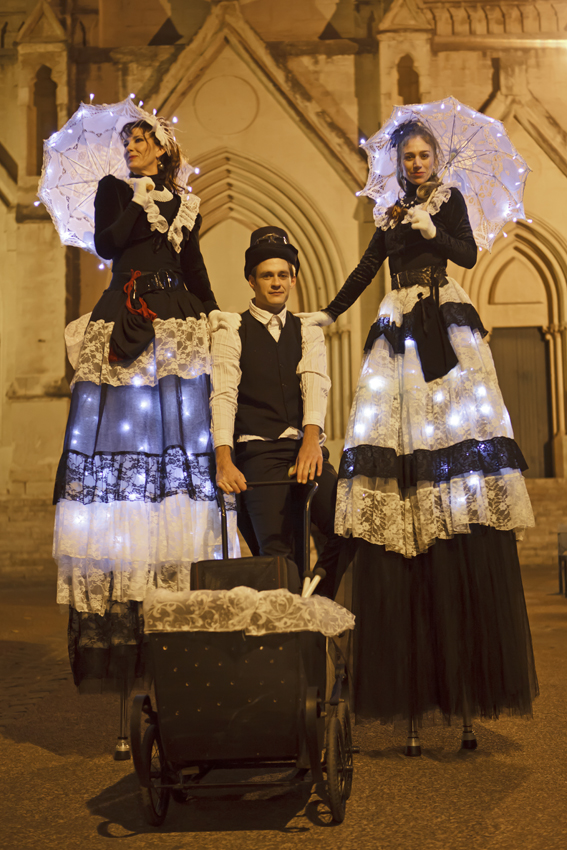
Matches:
[[404, 732, 422, 757], [461, 725, 477, 750], [114, 737, 131, 761]]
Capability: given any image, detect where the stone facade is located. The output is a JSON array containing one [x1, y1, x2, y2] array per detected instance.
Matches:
[[1, 0, 566, 580]]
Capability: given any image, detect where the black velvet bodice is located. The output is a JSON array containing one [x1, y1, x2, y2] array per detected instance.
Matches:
[[93, 174, 218, 314], [324, 187, 477, 321]]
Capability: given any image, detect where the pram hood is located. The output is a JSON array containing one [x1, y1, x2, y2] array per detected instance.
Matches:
[[143, 586, 355, 637]]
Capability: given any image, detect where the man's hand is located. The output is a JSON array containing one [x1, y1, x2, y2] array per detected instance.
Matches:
[[215, 445, 247, 494], [289, 425, 323, 484]]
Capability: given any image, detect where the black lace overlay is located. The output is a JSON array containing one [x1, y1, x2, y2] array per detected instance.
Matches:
[[68, 600, 148, 693], [54, 446, 217, 504], [364, 301, 488, 353], [339, 436, 528, 489]]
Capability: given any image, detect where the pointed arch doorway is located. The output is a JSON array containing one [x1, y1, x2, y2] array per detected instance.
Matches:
[[460, 219, 567, 478]]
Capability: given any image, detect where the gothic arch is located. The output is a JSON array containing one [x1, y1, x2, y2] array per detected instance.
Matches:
[[195, 147, 353, 438], [461, 218, 567, 456], [397, 54, 421, 105], [461, 219, 567, 329], [195, 148, 346, 311]]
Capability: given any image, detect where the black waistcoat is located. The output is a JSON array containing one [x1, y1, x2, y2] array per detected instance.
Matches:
[[235, 310, 304, 440]]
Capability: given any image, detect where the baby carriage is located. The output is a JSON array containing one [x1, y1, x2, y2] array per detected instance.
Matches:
[[130, 482, 356, 825]]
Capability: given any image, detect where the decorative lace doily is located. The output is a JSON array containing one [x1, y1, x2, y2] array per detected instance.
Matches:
[[143, 586, 355, 637]]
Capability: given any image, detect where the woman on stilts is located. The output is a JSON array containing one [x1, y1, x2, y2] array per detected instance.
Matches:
[[52, 111, 237, 706], [302, 119, 538, 752]]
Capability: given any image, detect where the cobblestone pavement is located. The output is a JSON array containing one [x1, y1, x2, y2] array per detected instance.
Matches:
[[1, 565, 567, 850]]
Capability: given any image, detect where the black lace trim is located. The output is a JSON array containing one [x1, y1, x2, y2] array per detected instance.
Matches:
[[364, 301, 487, 353], [339, 436, 528, 489], [53, 446, 217, 505]]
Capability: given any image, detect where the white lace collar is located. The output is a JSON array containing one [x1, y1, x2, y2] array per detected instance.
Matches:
[[373, 183, 454, 231], [126, 179, 201, 253]]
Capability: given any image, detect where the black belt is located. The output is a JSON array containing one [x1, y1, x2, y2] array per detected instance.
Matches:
[[365, 265, 458, 382], [109, 269, 187, 297], [391, 266, 448, 291]]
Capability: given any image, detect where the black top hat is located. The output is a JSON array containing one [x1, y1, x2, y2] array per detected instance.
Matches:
[[244, 226, 300, 279]]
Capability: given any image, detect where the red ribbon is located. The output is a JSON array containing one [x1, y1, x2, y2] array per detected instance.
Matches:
[[124, 269, 157, 322]]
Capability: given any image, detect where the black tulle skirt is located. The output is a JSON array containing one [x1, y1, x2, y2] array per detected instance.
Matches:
[[351, 525, 538, 725]]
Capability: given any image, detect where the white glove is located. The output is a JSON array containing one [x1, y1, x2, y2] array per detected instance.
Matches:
[[295, 310, 334, 327], [406, 208, 436, 240], [131, 176, 155, 206], [208, 309, 241, 332]]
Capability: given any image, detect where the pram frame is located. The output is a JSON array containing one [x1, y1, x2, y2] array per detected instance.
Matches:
[[130, 482, 354, 826]]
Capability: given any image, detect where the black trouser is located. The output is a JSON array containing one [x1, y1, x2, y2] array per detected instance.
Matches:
[[234, 439, 345, 599]]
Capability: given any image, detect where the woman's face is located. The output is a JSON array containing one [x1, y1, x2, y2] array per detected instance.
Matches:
[[401, 135, 435, 186], [123, 129, 165, 176]]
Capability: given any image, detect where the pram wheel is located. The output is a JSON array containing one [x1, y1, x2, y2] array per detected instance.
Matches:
[[336, 701, 354, 800], [139, 724, 170, 825], [325, 712, 350, 823]]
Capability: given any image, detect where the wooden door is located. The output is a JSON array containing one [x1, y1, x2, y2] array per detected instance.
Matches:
[[489, 327, 553, 478]]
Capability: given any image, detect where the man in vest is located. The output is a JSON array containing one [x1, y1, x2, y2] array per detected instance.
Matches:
[[210, 226, 343, 598]]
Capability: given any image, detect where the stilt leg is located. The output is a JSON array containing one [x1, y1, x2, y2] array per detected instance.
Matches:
[[114, 675, 131, 761], [404, 716, 421, 757], [461, 698, 477, 750]]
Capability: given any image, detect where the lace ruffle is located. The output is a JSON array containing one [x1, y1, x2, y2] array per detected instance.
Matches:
[[340, 436, 528, 487], [373, 183, 453, 231], [125, 180, 200, 252], [54, 493, 240, 613], [72, 316, 211, 388], [143, 586, 355, 637], [168, 193, 201, 253], [335, 471, 534, 558], [65, 313, 92, 369], [54, 447, 216, 505]]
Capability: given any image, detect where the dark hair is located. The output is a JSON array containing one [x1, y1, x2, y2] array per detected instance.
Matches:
[[120, 120, 184, 194], [390, 120, 441, 200]]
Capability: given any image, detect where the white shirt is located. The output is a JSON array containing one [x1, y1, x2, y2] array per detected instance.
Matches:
[[211, 299, 330, 449]]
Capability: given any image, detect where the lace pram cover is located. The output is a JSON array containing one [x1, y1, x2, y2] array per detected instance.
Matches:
[[143, 587, 355, 637]]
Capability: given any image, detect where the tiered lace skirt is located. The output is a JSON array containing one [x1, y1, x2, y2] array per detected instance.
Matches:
[[53, 287, 238, 690], [337, 276, 538, 723]]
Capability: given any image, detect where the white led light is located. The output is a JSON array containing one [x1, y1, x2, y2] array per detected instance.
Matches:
[[434, 391, 444, 402], [194, 167, 200, 174], [368, 376, 385, 391], [475, 385, 487, 397], [122, 422, 131, 432], [98, 263, 104, 270], [480, 404, 492, 415], [172, 116, 178, 124], [354, 423, 366, 437], [448, 413, 460, 426]]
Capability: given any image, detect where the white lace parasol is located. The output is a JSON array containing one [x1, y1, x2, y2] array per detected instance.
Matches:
[[38, 97, 196, 258], [360, 96, 530, 251]]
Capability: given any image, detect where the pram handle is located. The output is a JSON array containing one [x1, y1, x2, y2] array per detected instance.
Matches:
[[216, 480, 319, 572]]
